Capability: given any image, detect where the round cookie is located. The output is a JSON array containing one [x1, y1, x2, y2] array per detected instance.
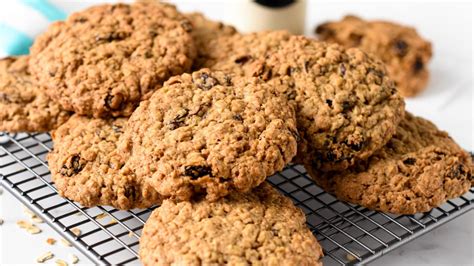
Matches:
[[30, 2, 196, 118], [0, 56, 71, 132], [139, 183, 323, 266], [185, 12, 238, 70], [200, 30, 292, 76], [305, 112, 473, 214], [48, 114, 161, 210], [316, 15, 433, 97], [119, 69, 298, 201], [259, 36, 405, 171]]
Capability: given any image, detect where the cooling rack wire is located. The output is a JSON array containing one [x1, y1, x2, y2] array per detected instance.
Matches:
[[1, 132, 472, 265]]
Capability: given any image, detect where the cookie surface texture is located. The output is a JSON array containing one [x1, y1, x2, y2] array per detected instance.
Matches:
[[139, 183, 323, 266], [119, 69, 298, 201], [305, 112, 472, 214], [316, 15, 432, 97], [0, 56, 71, 132], [30, 2, 196, 117], [185, 12, 237, 70], [48, 114, 162, 209], [260, 36, 405, 171]]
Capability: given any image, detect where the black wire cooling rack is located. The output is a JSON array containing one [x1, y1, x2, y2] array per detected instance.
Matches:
[[1, 132, 473, 265]]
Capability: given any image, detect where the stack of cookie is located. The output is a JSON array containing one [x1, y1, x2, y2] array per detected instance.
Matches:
[[0, 2, 471, 265]]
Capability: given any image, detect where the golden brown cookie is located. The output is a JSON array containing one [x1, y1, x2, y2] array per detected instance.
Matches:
[[259, 36, 405, 171], [0, 56, 71, 132], [139, 183, 323, 266], [119, 69, 298, 201], [185, 12, 238, 70], [48, 115, 161, 209], [316, 15, 433, 97], [305, 112, 472, 214], [30, 2, 196, 118]]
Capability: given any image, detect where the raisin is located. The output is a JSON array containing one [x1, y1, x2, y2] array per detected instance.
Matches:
[[234, 55, 251, 65], [168, 109, 189, 130], [393, 40, 408, 57], [105, 93, 123, 110], [304, 61, 311, 72], [144, 51, 153, 58], [403, 158, 416, 165], [325, 99, 333, 107], [60, 155, 85, 177], [450, 164, 467, 179], [345, 140, 364, 151], [95, 32, 129, 43], [232, 114, 243, 121], [193, 72, 218, 90], [413, 57, 424, 73], [340, 64, 346, 76], [184, 165, 212, 180]]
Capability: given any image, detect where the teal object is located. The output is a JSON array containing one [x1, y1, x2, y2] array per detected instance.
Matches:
[[0, 23, 33, 55], [19, 0, 66, 21]]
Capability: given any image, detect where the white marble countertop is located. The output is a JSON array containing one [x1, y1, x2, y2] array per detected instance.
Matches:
[[1, 0, 472, 265]]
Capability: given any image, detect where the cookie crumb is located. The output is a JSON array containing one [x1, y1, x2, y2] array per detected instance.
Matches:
[[55, 259, 68, 266], [17, 220, 42, 234], [31, 216, 44, 224], [346, 253, 358, 262], [36, 251, 54, 263], [128, 231, 134, 237], [70, 228, 81, 236], [60, 238, 72, 247], [69, 254, 79, 264], [46, 238, 56, 245], [16, 220, 29, 228], [108, 219, 118, 225], [27, 225, 42, 234], [95, 213, 107, 220]]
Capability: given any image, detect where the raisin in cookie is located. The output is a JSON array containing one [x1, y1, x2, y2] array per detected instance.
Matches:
[[305, 112, 472, 214], [119, 69, 298, 201], [139, 183, 323, 266], [30, 2, 196, 118], [258, 36, 405, 171], [48, 115, 161, 209], [185, 12, 238, 70], [200, 30, 292, 76], [316, 15, 432, 97], [0, 56, 71, 132]]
